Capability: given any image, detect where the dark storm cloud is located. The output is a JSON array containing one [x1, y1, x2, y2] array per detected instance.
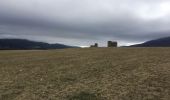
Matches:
[[0, 0, 170, 46]]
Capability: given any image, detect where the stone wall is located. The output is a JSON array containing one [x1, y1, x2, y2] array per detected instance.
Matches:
[[107, 41, 117, 47]]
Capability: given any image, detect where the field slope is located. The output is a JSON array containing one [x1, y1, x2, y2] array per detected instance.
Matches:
[[0, 48, 170, 100]]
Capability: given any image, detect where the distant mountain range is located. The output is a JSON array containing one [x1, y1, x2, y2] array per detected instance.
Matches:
[[0, 39, 78, 50], [130, 37, 170, 47], [1, 37, 170, 50]]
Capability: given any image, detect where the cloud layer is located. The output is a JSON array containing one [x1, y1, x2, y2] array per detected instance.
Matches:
[[0, 0, 170, 46]]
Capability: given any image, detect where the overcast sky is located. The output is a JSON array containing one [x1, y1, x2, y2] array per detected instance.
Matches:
[[0, 0, 170, 46]]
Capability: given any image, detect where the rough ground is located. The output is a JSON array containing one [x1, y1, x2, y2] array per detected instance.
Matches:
[[0, 48, 170, 100]]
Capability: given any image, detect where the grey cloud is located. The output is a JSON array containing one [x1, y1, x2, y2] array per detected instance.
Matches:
[[0, 0, 170, 46]]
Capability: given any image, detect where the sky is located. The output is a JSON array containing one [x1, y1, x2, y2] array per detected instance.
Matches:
[[0, 0, 170, 47]]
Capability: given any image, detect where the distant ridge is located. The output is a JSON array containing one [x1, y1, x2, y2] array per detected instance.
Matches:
[[0, 39, 78, 50], [130, 37, 170, 47]]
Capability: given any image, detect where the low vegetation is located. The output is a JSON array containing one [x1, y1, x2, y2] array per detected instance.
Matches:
[[0, 48, 170, 100]]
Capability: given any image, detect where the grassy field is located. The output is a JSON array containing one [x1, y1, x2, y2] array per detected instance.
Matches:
[[0, 48, 170, 100]]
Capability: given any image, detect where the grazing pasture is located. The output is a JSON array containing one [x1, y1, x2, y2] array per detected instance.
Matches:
[[0, 48, 170, 100]]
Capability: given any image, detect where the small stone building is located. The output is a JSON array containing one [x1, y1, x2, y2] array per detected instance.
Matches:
[[90, 43, 98, 47], [107, 41, 117, 47]]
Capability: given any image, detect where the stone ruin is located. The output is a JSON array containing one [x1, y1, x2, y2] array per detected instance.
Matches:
[[107, 41, 117, 47], [90, 43, 98, 47], [90, 41, 117, 48]]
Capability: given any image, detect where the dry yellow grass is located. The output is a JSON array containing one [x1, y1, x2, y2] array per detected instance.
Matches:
[[0, 48, 170, 100]]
